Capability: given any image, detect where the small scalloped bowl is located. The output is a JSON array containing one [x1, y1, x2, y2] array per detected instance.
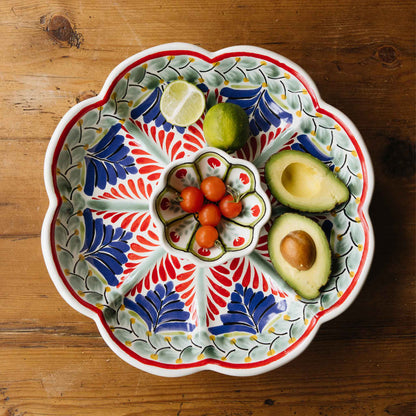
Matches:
[[150, 147, 271, 267]]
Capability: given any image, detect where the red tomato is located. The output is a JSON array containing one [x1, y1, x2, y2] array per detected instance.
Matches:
[[195, 225, 218, 248], [198, 204, 222, 227], [219, 194, 242, 219], [180, 186, 204, 213], [200, 176, 226, 202]]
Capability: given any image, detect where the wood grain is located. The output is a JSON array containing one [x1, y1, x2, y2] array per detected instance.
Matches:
[[0, 0, 415, 415]]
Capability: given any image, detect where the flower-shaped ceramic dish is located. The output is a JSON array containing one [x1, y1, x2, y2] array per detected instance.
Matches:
[[151, 147, 271, 266], [42, 43, 374, 377]]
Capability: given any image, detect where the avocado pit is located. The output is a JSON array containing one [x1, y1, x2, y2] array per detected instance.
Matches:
[[280, 230, 316, 271]]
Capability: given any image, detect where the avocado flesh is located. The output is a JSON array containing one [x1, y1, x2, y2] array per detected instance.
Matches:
[[265, 150, 349, 212], [268, 213, 331, 299]]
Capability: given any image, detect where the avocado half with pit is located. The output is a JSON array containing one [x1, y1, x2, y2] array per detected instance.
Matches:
[[268, 213, 331, 299], [265, 150, 349, 212]]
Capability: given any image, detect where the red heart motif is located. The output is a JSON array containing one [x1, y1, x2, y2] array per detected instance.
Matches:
[[233, 237, 245, 247], [251, 205, 260, 217], [175, 168, 187, 179], [161, 198, 170, 210], [207, 157, 221, 168], [169, 231, 180, 243], [198, 247, 211, 256], [239, 173, 249, 185]]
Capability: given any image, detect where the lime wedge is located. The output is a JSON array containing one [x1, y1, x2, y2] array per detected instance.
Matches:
[[160, 80, 206, 127]]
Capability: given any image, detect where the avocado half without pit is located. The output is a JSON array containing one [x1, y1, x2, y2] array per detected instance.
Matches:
[[265, 150, 349, 212], [268, 213, 331, 299]]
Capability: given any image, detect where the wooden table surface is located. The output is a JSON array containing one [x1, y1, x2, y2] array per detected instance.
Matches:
[[1, 0, 415, 415]]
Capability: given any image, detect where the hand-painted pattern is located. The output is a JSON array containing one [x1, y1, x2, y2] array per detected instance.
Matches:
[[47, 47, 372, 375]]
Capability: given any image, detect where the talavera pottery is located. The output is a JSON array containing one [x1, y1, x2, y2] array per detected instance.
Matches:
[[150, 147, 271, 267], [42, 43, 374, 377]]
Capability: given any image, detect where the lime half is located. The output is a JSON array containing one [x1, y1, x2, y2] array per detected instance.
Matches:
[[160, 80, 205, 127]]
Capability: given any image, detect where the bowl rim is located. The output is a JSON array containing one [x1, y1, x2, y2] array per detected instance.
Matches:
[[149, 146, 272, 268], [41, 42, 375, 377]]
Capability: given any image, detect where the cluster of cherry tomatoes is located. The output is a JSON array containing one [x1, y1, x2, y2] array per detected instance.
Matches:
[[179, 176, 242, 249]]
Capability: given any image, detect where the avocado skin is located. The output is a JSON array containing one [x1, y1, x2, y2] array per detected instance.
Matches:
[[268, 213, 331, 299], [265, 150, 350, 212]]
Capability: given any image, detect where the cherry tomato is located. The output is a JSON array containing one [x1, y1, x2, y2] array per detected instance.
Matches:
[[180, 186, 204, 213], [219, 194, 242, 219], [200, 176, 226, 202], [195, 225, 218, 248], [198, 204, 222, 227]]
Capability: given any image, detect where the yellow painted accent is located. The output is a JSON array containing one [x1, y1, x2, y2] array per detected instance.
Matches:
[[355, 197, 361, 203], [150, 354, 158, 360], [125, 341, 132, 347], [284, 73, 290, 79], [128, 100, 133, 107], [326, 145, 332, 151], [197, 354, 204, 360], [260, 61, 267, 65], [64, 268, 70, 275], [142, 63, 148, 69], [78, 254, 85, 261], [283, 314, 291, 321], [120, 304, 125, 311], [281, 94, 286, 100], [198, 77, 204, 83], [296, 110, 302, 117], [178, 75, 184, 80], [98, 106, 103, 111], [295, 294, 301, 301], [87, 270, 92, 276], [243, 77, 249, 83], [221, 356, 227, 361], [334, 166, 340, 172], [105, 287, 111, 292], [244, 356, 252, 363], [316, 112, 323, 117], [141, 87, 147, 92], [358, 244, 363, 251], [355, 217, 361, 223], [289, 337, 296, 344], [120, 119, 125, 125], [250, 335, 257, 341], [77, 290, 85, 297], [189, 57, 195, 62], [350, 271, 355, 277], [337, 235, 343, 241], [176, 358, 183, 364], [159, 79, 164, 84], [357, 173, 363, 179], [262, 82, 267, 88], [235, 57, 241, 62], [187, 334, 192, 340], [146, 330, 152, 336], [267, 349, 275, 356], [334, 124, 341, 131], [109, 326, 115, 332], [111, 92, 117, 100], [124, 72, 130, 79], [351, 150, 358, 157], [310, 130, 316, 136], [77, 119, 83, 126], [168, 55, 175, 61], [130, 317, 135, 324], [224, 80, 229, 85], [319, 306, 324, 311], [302, 89, 308, 94], [212, 61, 220, 67], [337, 291, 343, 298], [304, 319, 309, 325], [83, 144, 89, 150], [95, 303, 103, 310], [230, 338, 236, 344], [268, 327, 275, 333], [209, 335, 215, 341], [165, 336, 171, 342]]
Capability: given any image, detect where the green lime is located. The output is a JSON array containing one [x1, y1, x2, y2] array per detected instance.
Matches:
[[203, 102, 250, 152], [160, 80, 206, 127]]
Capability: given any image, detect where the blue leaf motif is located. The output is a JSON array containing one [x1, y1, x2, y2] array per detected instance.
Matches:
[[124, 281, 196, 333], [84, 124, 138, 196], [292, 134, 333, 163], [81, 209, 132, 286], [209, 283, 287, 335], [220, 86, 293, 135]]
